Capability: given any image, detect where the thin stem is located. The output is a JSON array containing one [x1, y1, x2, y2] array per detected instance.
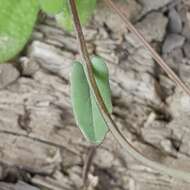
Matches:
[[68, 0, 190, 182], [104, 0, 190, 97], [82, 145, 97, 188], [68, 0, 108, 114]]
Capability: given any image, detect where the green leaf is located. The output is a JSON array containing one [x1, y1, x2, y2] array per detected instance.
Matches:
[[0, 0, 39, 63], [70, 56, 112, 144], [91, 56, 112, 113], [39, 0, 64, 14], [56, 0, 96, 31]]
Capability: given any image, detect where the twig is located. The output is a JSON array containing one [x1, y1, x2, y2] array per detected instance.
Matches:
[[104, 0, 190, 97], [68, 0, 190, 182], [82, 145, 97, 188]]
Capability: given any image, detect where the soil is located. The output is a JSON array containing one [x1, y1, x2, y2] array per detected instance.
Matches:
[[1, 0, 190, 189]]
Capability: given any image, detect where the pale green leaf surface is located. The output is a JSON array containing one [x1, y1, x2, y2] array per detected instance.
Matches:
[[56, 0, 96, 31], [39, 0, 64, 14], [70, 57, 112, 144], [91, 56, 112, 113], [0, 0, 39, 63]]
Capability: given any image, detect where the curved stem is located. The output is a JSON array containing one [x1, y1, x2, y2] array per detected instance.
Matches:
[[68, 0, 190, 182], [104, 0, 190, 97], [82, 145, 97, 188]]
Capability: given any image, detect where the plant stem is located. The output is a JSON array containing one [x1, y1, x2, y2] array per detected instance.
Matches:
[[104, 0, 190, 97], [68, 0, 190, 182], [82, 145, 97, 188]]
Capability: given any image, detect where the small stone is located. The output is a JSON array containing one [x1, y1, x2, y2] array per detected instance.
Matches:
[[94, 148, 114, 168], [20, 57, 39, 76], [159, 74, 175, 97], [168, 8, 182, 33], [170, 48, 184, 64], [136, 12, 168, 42], [138, 0, 172, 15], [0, 63, 19, 89], [160, 139, 175, 154], [183, 42, 190, 59], [162, 34, 185, 54]]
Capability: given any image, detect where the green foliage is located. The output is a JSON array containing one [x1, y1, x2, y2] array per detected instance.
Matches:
[[39, 0, 64, 14], [0, 0, 96, 62], [55, 0, 96, 31], [0, 0, 39, 63], [70, 56, 112, 144]]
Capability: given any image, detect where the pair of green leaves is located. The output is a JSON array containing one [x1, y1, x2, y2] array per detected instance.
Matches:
[[0, 0, 111, 144], [70, 56, 112, 144], [40, 2, 111, 144], [0, 0, 96, 63]]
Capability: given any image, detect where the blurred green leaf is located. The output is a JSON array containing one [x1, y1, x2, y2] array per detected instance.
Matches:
[[0, 0, 39, 63], [56, 0, 96, 31], [39, 0, 64, 14], [70, 56, 112, 144]]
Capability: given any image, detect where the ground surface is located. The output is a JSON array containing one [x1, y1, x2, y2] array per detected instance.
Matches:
[[1, 0, 190, 189]]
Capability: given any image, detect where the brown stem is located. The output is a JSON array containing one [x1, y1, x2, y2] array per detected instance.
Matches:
[[104, 0, 190, 97], [68, 0, 108, 114], [68, 0, 190, 182], [82, 145, 97, 188]]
